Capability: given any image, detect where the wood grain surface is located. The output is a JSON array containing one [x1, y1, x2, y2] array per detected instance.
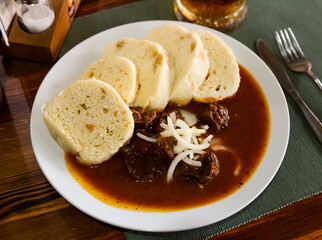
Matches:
[[0, 1, 321, 240]]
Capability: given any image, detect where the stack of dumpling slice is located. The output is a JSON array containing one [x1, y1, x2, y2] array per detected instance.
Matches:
[[42, 24, 240, 166]]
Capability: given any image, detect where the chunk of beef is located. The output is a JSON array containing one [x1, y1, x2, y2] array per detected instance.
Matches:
[[148, 136, 177, 172], [131, 107, 157, 129], [183, 152, 220, 184], [123, 144, 157, 183], [197, 103, 229, 132]]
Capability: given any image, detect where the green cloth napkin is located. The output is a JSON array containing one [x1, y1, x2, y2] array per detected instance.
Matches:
[[60, 0, 322, 239]]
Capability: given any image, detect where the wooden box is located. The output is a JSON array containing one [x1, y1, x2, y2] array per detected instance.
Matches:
[[0, 0, 81, 63]]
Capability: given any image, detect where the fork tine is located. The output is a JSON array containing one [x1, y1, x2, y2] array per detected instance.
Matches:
[[287, 27, 305, 58], [279, 29, 295, 61], [275, 31, 291, 63], [283, 28, 299, 59]]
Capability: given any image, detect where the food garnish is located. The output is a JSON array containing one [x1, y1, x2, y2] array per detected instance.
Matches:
[[161, 115, 214, 182]]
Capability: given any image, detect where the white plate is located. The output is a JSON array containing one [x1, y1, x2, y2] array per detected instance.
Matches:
[[30, 20, 289, 232]]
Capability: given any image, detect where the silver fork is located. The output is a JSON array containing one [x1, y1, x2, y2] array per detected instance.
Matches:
[[275, 27, 322, 91]]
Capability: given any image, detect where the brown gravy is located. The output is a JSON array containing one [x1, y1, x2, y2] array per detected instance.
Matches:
[[65, 64, 270, 212]]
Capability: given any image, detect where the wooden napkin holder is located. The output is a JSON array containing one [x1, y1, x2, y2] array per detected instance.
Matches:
[[0, 0, 81, 63]]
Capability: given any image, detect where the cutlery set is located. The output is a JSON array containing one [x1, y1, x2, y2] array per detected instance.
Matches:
[[256, 28, 322, 144]]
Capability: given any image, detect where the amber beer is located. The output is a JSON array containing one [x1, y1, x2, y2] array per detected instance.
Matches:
[[174, 0, 248, 32]]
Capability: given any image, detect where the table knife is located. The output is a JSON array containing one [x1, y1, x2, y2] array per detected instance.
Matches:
[[256, 39, 322, 144]]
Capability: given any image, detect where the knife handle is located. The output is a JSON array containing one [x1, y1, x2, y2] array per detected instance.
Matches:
[[290, 90, 322, 144]]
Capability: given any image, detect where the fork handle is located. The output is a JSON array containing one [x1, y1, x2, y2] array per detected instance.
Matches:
[[306, 70, 322, 91], [292, 91, 322, 144]]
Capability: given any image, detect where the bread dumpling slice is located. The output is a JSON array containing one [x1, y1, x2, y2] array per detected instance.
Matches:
[[101, 37, 172, 111], [78, 56, 137, 106], [146, 24, 209, 105], [193, 29, 240, 102], [42, 79, 134, 165]]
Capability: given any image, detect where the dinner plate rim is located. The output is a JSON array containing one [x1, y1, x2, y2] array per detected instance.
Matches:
[[30, 20, 290, 232]]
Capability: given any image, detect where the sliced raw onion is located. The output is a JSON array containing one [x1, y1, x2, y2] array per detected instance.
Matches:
[[209, 138, 221, 144], [166, 116, 211, 150], [176, 119, 192, 142], [201, 134, 214, 144], [182, 156, 203, 167], [179, 109, 198, 126], [136, 133, 157, 143], [169, 111, 177, 124], [210, 145, 231, 151], [167, 150, 204, 182], [173, 143, 185, 154], [234, 161, 242, 176], [160, 128, 206, 137], [192, 135, 199, 145], [159, 114, 227, 183], [160, 122, 169, 129]]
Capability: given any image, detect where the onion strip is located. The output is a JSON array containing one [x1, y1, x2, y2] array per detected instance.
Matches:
[[160, 128, 206, 137], [179, 109, 198, 126], [192, 136, 199, 145], [136, 133, 157, 143], [169, 112, 177, 124], [182, 156, 203, 167], [201, 125, 209, 130], [176, 119, 192, 143], [166, 116, 211, 150], [201, 134, 214, 144], [210, 145, 230, 152], [173, 143, 185, 154], [234, 162, 242, 176], [160, 122, 169, 129], [167, 150, 204, 182]]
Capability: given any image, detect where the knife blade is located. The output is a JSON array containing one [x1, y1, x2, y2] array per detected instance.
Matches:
[[256, 39, 322, 144]]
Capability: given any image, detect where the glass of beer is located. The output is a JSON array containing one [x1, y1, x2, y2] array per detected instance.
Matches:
[[174, 0, 248, 33]]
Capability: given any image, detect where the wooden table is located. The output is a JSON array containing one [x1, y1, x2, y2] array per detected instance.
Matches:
[[0, 1, 321, 239]]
